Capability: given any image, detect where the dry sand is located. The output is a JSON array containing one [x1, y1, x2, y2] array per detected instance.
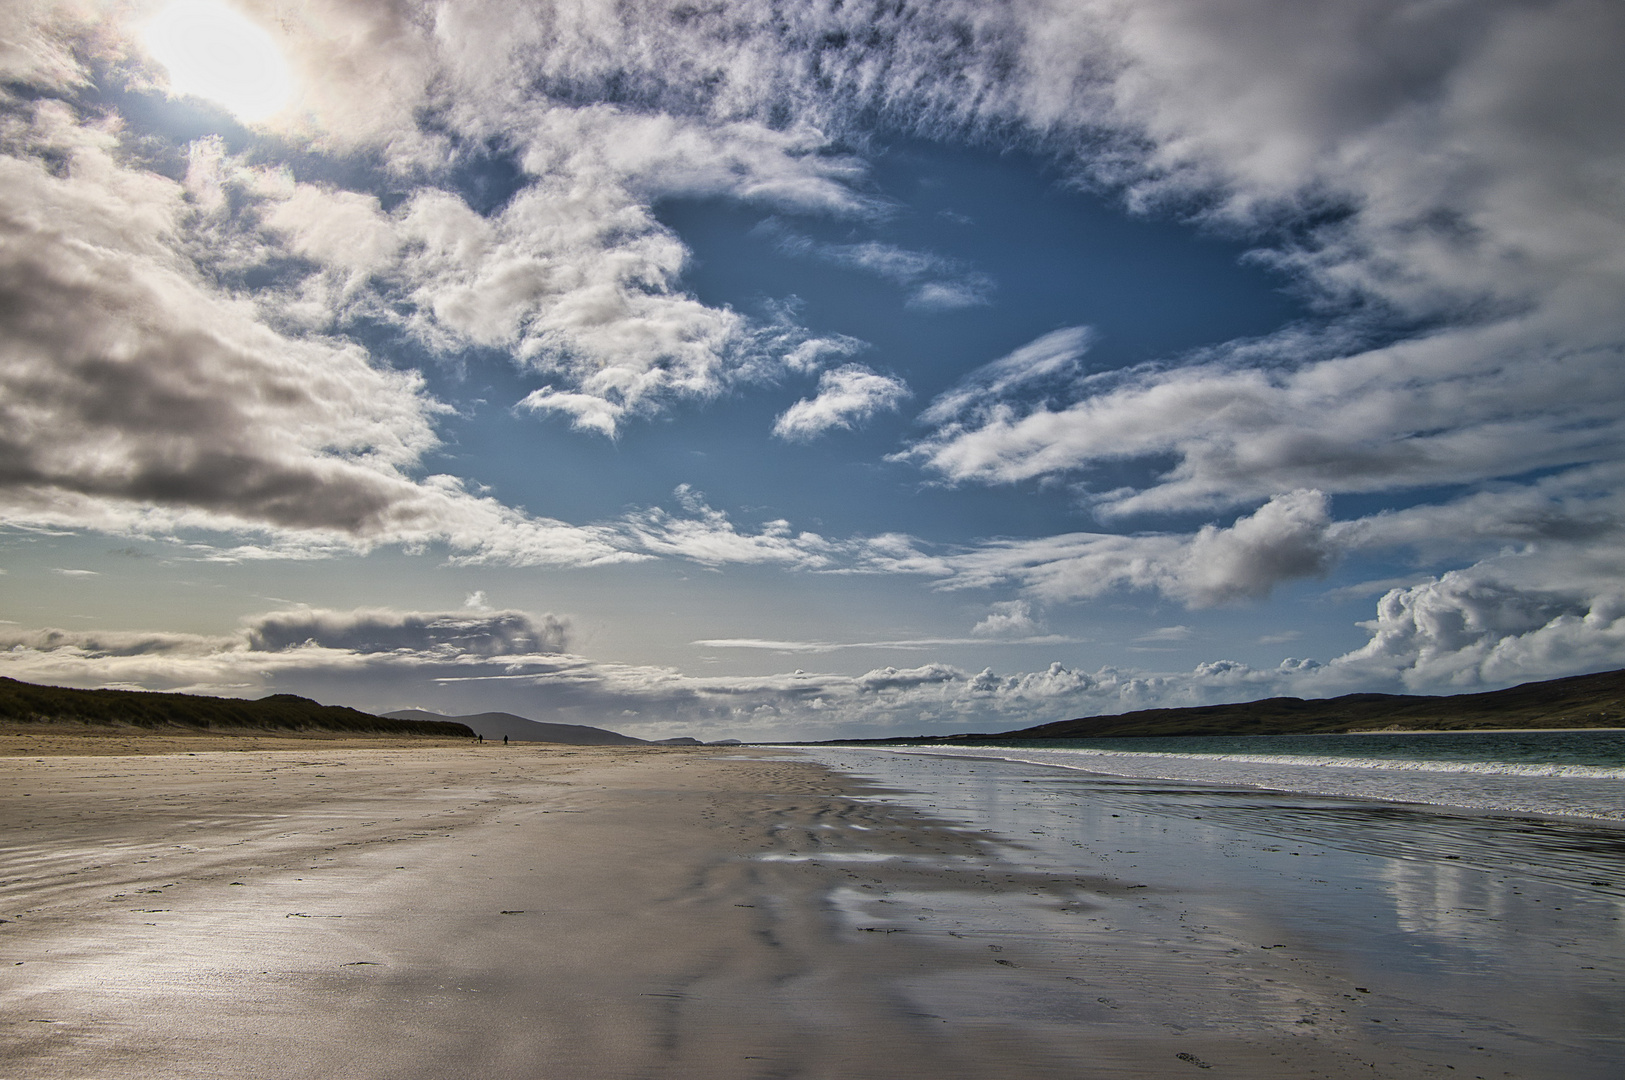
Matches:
[[1, 742, 1477, 1078]]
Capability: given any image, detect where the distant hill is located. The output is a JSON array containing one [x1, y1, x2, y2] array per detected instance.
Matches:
[[843, 667, 1625, 743], [0, 677, 474, 738], [383, 709, 648, 745]]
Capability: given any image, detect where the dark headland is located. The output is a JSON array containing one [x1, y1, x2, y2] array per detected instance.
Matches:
[[821, 667, 1625, 743], [384, 708, 648, 746]]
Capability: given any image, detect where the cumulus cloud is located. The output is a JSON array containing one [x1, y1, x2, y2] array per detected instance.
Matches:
[[971, 600, 1042, 638], [0, 90, 671, 566], [772, 365, 911, 441], [1084, 562, 1625, 703], [856, 663, 962, 692], [911, 490, 1337, 606], [0, 1, 912, 491], [174, 98, 882, 439], [1327, 571, 1625, 693], [1180, 489, 1338, 603]]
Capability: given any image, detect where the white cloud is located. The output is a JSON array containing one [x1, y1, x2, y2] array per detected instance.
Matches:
[[0, 93, 667, 567], [693, 631, 1079, 653], [773, 365, 911, 441], [1179, 488, 1338, 603], [1136, 625, 1191, 643], [0, 3, 906, 444], [1324, 569, 1625, 693], [766, 226, 994, 311], [1330, 463, 1625, 559], [0, 104, 405, 527], [260, 178, 402, 280], [918, 327, 1095, 427], [913, 490, 1337, 607], [1, 1, 100, 91], [619, 486, 838, 569], [887, 0, 1625, 544], [19, 0, 1617, 497], [244, 607, 569, 657], [906, 322, 1625, 518], [971, 600, 1042, 638], [515, 387, 630, 439], [177, 128, 877, 437], [906, 280, 995, 312]]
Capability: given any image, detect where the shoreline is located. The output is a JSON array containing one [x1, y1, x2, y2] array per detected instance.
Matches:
[[796, 723, 1625, 747], [842, 734, 1625, 827], [802, 745, 1625, 1078], [0, 726, 477, 756], [4, 744, 1616, 1077]]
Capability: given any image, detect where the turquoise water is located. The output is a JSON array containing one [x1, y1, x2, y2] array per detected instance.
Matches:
[[872, 729, 1625, 820]]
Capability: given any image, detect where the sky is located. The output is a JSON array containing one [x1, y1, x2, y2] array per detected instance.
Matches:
[[2, 0, 1623, 741]]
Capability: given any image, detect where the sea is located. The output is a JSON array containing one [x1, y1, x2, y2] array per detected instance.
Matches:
[[864, 728, 1625, 822], [784, 730, 1625, 1075]]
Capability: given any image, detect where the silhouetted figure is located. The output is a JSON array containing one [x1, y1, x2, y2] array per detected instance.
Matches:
[[503, 735, 509, 746]]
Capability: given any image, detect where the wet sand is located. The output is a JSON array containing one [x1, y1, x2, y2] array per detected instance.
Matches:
[[0, 743, 1589, 1078]]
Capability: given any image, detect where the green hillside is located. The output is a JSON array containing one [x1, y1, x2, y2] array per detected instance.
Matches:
[[860, 667, 1625, 743], [0, 678, 474, 738]]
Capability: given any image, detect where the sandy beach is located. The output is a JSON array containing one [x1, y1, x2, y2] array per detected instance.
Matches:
[[2, 742, 1614, 1078], [0, 725, 476, 757]]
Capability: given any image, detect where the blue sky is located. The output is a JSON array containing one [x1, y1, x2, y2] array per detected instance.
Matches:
[[2, 0, 1623, 740]]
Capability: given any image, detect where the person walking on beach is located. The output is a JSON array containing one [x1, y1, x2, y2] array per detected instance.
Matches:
[[503, 735, 508, 746]]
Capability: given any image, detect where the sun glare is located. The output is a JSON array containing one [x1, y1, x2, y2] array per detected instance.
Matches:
[[142, 1, 293, 123]]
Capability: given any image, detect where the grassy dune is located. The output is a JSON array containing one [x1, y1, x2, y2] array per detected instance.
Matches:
[[0, 678, 474, 739]]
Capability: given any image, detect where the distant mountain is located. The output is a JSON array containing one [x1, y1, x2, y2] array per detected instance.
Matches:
[[383, 709, 648, 745], [826, 667, 1625, 743], [0, 677, 474, 738]]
